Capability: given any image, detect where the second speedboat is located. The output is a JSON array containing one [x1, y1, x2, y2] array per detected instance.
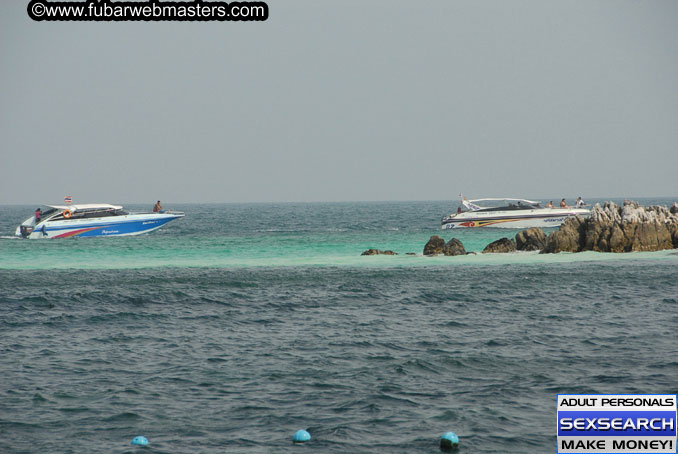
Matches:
[[442, 198, 590, 229]]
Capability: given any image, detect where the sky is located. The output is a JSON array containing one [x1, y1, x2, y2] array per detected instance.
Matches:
[[1, 0, 677, 204]]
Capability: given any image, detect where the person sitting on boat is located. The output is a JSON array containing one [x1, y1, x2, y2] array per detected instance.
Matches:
[[560, 198, 570, 208], [153, 200, 163, 213], [575, 196, 586, 208], [546, 201, 554, 208], [35, 208, 42, 223]]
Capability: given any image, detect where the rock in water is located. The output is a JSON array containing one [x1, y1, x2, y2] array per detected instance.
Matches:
[[482, 237, 517, 253], [423, 236, 466, 256], [361, 249, 398, 255], [607, 223, 626, 253], [445, 238, 466, 256], [424, 236, 447, 256], [542, 216, 586, 253], [543, 201, 678, 253], [670, 224, 678, 249], [628, 222, 673, 252], [515, 228, 547, 251]]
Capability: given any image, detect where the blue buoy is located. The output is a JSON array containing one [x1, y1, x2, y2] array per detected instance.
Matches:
[[440, 432, 459, 451], [293, 429, 311, 443], [131, 436, 149, 446]]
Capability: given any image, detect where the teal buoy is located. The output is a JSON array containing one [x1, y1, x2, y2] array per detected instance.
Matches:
[[440, 432, 459, 451], [293, 429, 311, 443], [131, 436, 149, 446]]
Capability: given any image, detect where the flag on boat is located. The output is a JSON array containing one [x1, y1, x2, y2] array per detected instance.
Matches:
[[64, 196, 72, 204]]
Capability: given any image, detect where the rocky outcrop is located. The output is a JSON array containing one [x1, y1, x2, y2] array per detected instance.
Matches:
[[482, 237, 516, 253], [543, 201, 678, 253], [670, 224, 678, 249], [423, 236, 466, 256], [446, 238, 467, 256], [423, 236, 447, 256], [671, 203, 678, 215], [542, 216, 587, 253], [515, 228, 547, 251], [361, 249, 398, 256]]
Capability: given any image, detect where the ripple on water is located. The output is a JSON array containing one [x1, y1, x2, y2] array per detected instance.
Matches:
[[1, 212, 677, 453]]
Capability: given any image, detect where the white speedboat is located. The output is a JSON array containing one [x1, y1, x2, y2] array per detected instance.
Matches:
[[441, 198, 589, 229], [16, 204, 184, 239]]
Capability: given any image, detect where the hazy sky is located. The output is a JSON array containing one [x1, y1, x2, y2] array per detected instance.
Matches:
[[1, 0, 677, 204]]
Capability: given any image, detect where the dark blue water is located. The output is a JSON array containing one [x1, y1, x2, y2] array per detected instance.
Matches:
[[1, 200, 677, 453]]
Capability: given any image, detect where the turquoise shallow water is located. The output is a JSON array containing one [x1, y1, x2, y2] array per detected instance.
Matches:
[[1, 200, 677, 453], [2, 199, 678, 269]]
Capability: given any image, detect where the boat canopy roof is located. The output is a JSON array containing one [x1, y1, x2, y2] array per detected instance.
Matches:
[[461, 198, 541, 212], [46, 204, 123, 211], [466, 198, 541, 204]]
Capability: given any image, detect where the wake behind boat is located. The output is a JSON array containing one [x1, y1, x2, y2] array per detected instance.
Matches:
[[16, 203, 184, 239], [442, 198, 590, 229]]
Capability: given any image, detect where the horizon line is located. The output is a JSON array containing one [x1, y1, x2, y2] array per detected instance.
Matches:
[[1, 195, 677, 206]]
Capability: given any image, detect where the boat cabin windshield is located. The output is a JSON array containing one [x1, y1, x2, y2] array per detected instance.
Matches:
[[479, 202, 541, 212], [40, 208, 59, 218], [48, 207, 128, 221], [461, 199, 541, 212]]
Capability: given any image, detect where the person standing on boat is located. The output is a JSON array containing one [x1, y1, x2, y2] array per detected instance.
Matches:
[[575, 197, 586, 208], [35, 208, 42, 223], [153, 200, 163, 212]]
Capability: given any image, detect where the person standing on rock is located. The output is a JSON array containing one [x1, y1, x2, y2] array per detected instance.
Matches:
[[576, 197, 586, 208]]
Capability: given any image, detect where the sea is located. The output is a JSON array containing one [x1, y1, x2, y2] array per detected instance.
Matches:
[[1, 199, 677, 453]]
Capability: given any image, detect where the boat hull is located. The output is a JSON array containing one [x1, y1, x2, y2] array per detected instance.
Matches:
[[441, 209, 589, 229], [16, 213, 183, 239]]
